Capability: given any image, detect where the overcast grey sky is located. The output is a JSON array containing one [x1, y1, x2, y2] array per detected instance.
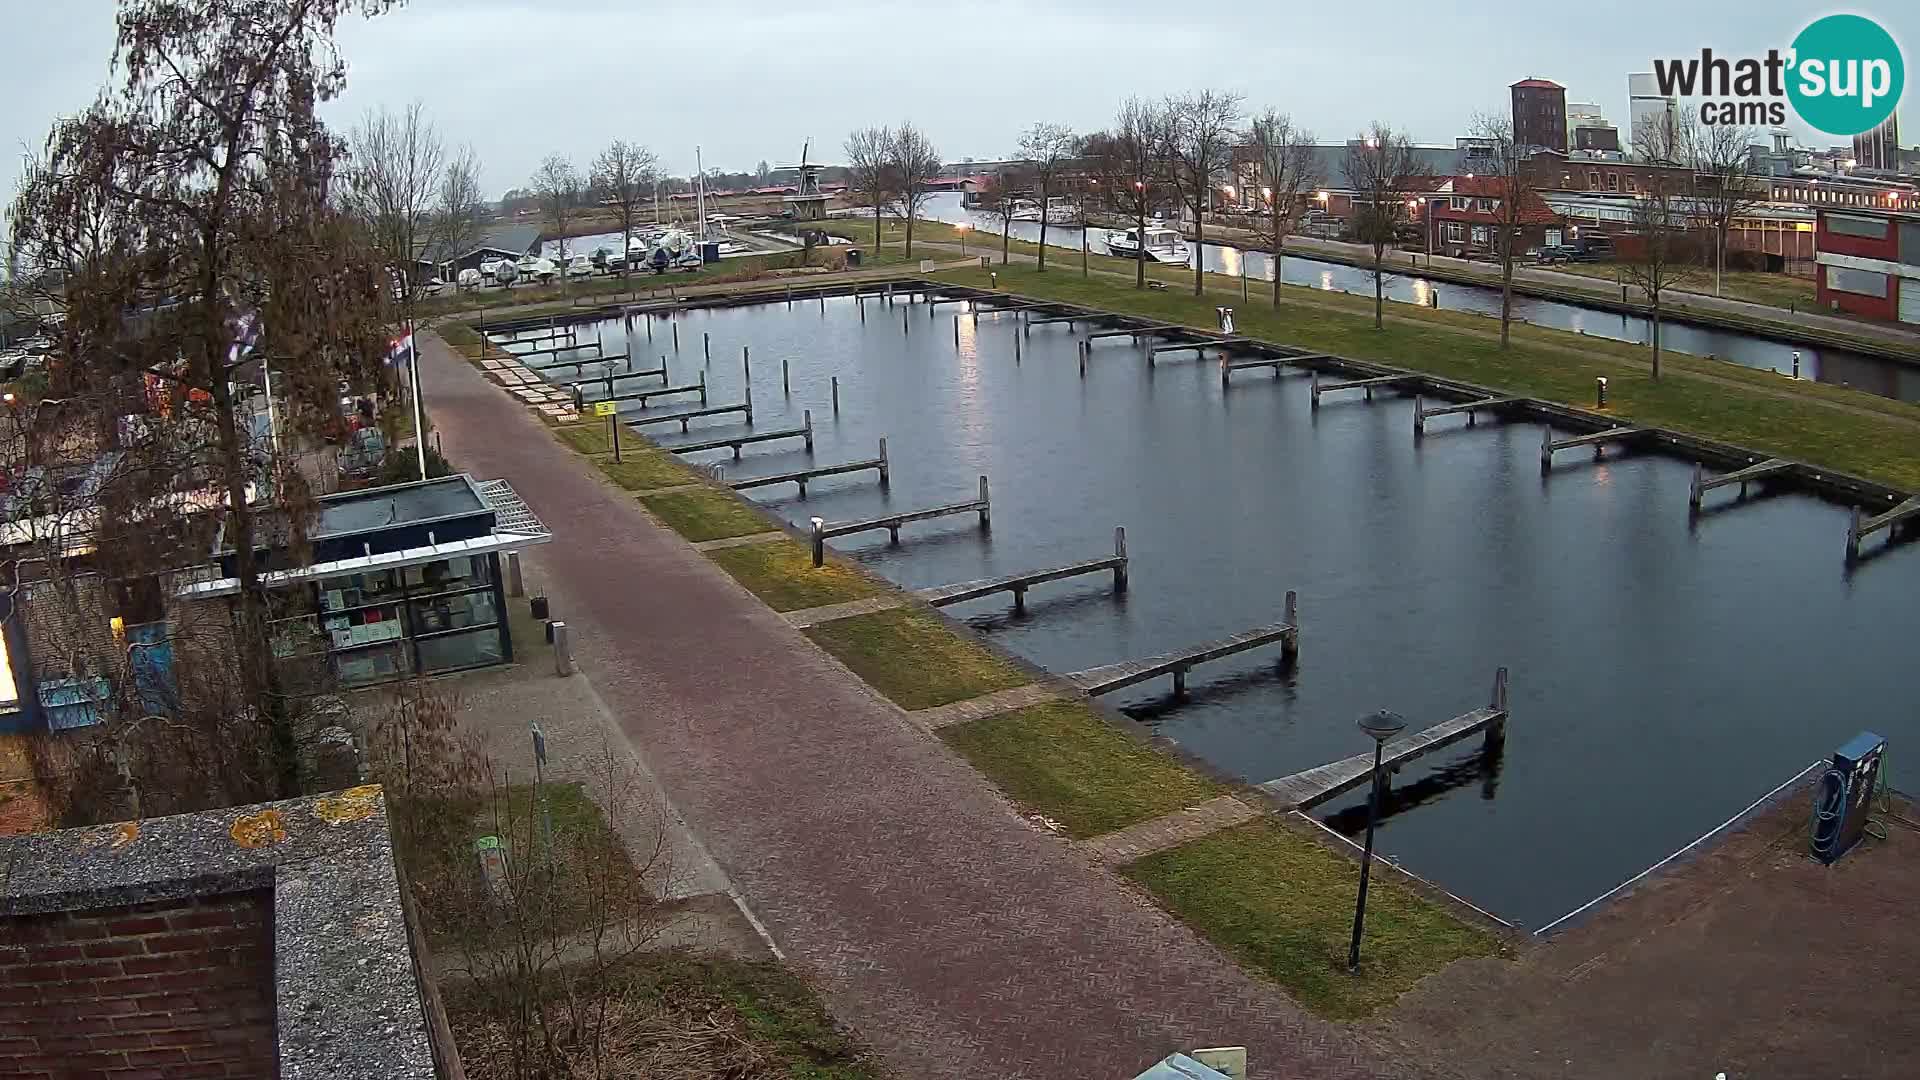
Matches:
[[1, 0, 1913, 200]]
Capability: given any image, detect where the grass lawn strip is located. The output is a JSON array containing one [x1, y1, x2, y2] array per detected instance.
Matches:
[[803, 607, 1031, 711], [707, 540, 883, 612], [598, 450, 703, 492], [640, 488, 775, 543], [1126, 819, 1502, 1021], [938, 700, 1221, 838]]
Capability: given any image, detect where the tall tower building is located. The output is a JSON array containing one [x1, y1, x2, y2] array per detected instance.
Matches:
[[1511, 78, 1567, 153], [1628, 72, 1678, 156], [1853, 114, 1900, 171]]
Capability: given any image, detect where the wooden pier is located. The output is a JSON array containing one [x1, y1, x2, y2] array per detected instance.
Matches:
[[626, 398, 751, 433], [498, 326, 575, 345], [1413, 395, 1522, 435], [735, 439, 889, 501], [807, 473, 991, 564], [1086, 322, 1186, 342], [1220, 352, 1327, 387], [1149, 337, 1249, 358], [1024, 312, 1089, 330], [1688, 458, 1792, 511], [507, 340, 601, 359], [915, 527, 1128, 614], [670, 412, 813, 458], [585, 373, 707, 409], [1310, 372, 1417, 408], [551, 363, 666, 390], [1259, 668, 1510, 810], [1846, 494, 1920, 562], [1066, 594, 1298, 697], [1540, 426, 1650, 471]]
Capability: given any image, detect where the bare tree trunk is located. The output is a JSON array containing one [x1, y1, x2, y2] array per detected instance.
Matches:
[[1715, 232, 1725, 297], [1037, 184, 1050, 272], [1271, 206, 1283, 309], [1499, 231, 1514, 349], [1651, 296, 1663, 379], [1002, 215, 1010, 265], [1373, 247, 1385, 329], [1192, 205, 1205, 296], [905, 195, 915, 258], [1135, 204, 1146, 289], [1081, 219, 1088, 277], [873, 202, 883, 257]]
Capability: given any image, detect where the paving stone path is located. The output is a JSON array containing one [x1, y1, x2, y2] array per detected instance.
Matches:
[[418, 329, 1434, 1080]]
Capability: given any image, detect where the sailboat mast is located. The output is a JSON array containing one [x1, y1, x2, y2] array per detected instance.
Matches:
[[695, 145, 706, 240]]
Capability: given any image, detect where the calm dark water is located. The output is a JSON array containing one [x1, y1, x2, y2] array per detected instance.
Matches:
[[914, 192, 1920, 404], [503, 298, 1920, 928]]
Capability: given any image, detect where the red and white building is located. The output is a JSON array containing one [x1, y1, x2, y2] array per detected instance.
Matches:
[[1814, 207, 1920, 323], [1421, 176, 1564, 257]]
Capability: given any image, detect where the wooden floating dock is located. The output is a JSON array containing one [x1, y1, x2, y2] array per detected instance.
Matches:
[[1413, 395, 1522, 435], [1024, 312, 1089, 330], [523, 352, 625, 374], [507, 339, 601, 359], [1086, 321, 1186, 342], [1220, 352, 1328, 387], [497, 327, 575, 345], [809, 474, 988, 565], [585, 373, 707, 409], [916, 527, 1128, 614], [1310, 372, 1417, 408], [548, 363, 666, 389], [625, 398, 751, 433], [1149, 336, 1249, 357], [1067, 593, 1298, 697], [1540, 426, 1650, 470], [1259, 668, 1510, 810], [736, 439, 889, 500], [670, 411, 813, 458], [1689, 458, 1792, 511], [1847, 493, 1920, 562]]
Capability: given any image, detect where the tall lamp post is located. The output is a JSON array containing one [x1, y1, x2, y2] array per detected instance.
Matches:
[[1347, 708, 1407, 973]]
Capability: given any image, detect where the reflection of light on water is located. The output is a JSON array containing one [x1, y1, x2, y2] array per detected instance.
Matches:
[[1408, 279, 1432, 307], [1219, 247, 1243, 279], [1317, 270, 1336, 291]]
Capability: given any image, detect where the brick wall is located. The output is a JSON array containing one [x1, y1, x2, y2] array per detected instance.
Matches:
[[0, 890, 278, 1079]]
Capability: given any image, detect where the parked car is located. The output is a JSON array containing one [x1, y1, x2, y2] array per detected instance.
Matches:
[[1567, 236, 1615, 261], [338, 426, 388, 480], [1531, 245, 1572, 264]]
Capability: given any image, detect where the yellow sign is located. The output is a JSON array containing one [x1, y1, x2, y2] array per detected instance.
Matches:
[[593, 401, 616, 417]]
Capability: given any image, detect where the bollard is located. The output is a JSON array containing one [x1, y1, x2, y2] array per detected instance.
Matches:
[[505, 552, 525, 597], [1595, 376, 1609, 408], [1310, 371, 1321, 410], [877, 437, 890, 487], [990, 271, 998, 289], [530, 595, 549, 621], [698, 369, 708, 405], [744, 383, 754, 425], [820, 295, 826, 315], [1430, 290, 1440, 309], [1113, 526, 1129, 592], [1079, 341, 1087, 377], [1015, 334, 1022, 364], [803, 409, 814, 451], [1413, 396, 1425, 437], [977, 475, 991, 531], [1688, 463, 1704, 512], [860, 296, 866, 324], [704, 331, 710, 361], [831, 376, 840, 414], [811, 517, 826, 566], [1539, 426, 1554, 473], [954, 315, 960, 347], [672, 322, 679, 351], [903, 309, 910, 334], [551, 620, 574, 676], [782, 357, 790, 395], [1282, 590, 1299, 659], [1792, 351, 1802, 379]]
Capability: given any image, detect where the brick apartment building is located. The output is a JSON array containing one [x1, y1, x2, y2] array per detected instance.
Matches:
[[1423, 176, 1565, 256], [1814, 207, 1920, 323], [1511, 79, 1567, 153]]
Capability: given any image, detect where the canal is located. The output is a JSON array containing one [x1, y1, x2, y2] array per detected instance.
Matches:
[[509, 296, 1920, 929], [914, 192, 1920, 404]]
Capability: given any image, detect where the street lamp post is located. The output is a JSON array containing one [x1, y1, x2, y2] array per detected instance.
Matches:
[[1347, 708, 1407, 974]]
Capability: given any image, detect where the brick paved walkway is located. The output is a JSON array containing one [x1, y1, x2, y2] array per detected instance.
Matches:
[[1077, 796, 1265, 868], [418, 330, 1431, 1080]]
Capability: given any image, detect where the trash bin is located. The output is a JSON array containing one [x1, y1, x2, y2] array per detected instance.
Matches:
[[700, 241, 720, 264], [845, 248, 863, 268]]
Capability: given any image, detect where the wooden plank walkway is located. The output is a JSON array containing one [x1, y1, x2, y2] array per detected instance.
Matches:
[[507, 340, 601, 359], [1688, 458, 1792, 511], [1413, 395, 1522, 435], [1219, 352, 1328, 386], [669, 412, 812, 458], [590, 374, 708, 408], [626, 399, 751, 432], [1024, 312, 1090, 329], [1076, 796, 1264, 866], [1067, 595, 1298, 697], [912, 682, 1069, 731], [735, 440, 889, 501], [1150, 337, 1250, 357], [915, 527, 1128, 615], [783, 595, 908, 629], [1311, 372, 1417, 408], [1540, 426, 1650, 470], [1847, 493, 1920, 561], [1260, 668, 1510, 810], [809, 475, 988, 564], [546, 362, 664, 388]]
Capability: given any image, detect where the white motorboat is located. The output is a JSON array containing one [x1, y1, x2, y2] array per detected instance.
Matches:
[[1008, 198, 1041, 222], [1042, 198, 1081, 225], [565, 254, 596, 279], [1105, 226, 1191, 265]]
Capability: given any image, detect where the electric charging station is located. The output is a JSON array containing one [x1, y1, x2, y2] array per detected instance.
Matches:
[[1810, 731, 1885, 865]]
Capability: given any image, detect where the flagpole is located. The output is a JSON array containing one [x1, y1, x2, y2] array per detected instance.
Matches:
[[409, 314, 426, 481]]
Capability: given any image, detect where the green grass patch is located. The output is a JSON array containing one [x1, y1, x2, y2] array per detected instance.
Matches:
[[939, 700, 1222, 838], [1126, 819, 1501, 1020], [930, 263, 1920, 489], [640, 488, 773, 542], [597, 449, 701, 491], [803, 607, 1031, 710], [706, 540, 882, 612], [553, 423, 613, 455]]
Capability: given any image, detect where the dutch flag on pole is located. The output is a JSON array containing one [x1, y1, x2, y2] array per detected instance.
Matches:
[[388, 330, 415, 369]]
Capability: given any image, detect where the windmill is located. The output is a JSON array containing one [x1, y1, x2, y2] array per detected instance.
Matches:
[[779, 138, 830, 221]]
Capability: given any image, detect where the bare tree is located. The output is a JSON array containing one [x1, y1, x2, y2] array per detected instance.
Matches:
[[843, 125, 895, 258], [975, 166, 1033, 266], [1622, 118, 1698, 379], [1243, 110, 1318, 309], [344, 102, 445, 305], [1086, 98, 1173, 290], [1019, 122, 1077, 272], [1691, 120, 1764, 297], [591, 140, 657, 279], [1466, 113, 1544, 349], [531, 154, 580, 283], [1343, 123, 1429, 329], [889, 122, 941, 259], [1166, 90, 1244, 295], [7, 0, 405, 801], [438, 144, 488, 290]]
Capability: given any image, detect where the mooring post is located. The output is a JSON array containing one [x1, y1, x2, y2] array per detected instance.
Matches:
[[646, 316, 653, 342], [831, 376, 840, 415], [786, 284, 792, 309], [1015, 333, 1022, 364], [1689, 463, 1704, 512], [859, 296, 866, 323], [820, 295, 826, 316], [782, 357, 790, 395], [1846, 507, 1863, 562], [977, 475, 991, 531], [1012, 585, 1027, 616], [1220, 355, 1230, 390], [1486, 666, 1510, 749], [1113, 526, 1129, 593], [1282, 590, 1299, 659], [1079, 341, 1087, 377], [1172, 666, 1187, 696], [1413, 396, 1426, 437], [697, 369, 708, 405], [744, 384, 754, 425], [803, 409, 814, 451], [1539, 426, 1553, 473], [903, 308, 910, 335], [811, 516, 826, 567], [1310, 371, 1321, 410], [954, 315, 960, 348], [878, 438, 890, 488]]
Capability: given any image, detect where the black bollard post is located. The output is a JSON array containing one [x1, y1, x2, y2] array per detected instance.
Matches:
[[831, 376, 840, 415], [782, 357, 790, 395]]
